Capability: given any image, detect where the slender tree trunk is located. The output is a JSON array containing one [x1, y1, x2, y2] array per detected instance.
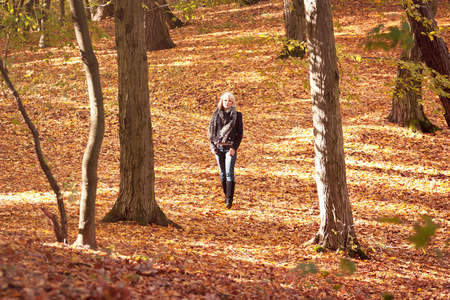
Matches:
[[59, 0, 65, 23], [0, 58, 68, 243], [143, 0, 175, 51], [24, 0, 36, 19], [38, 0, 52, 48], [84, 0, 91, 20], [406, 0, 450, 128], [102, 0, 179, 229], [284, 0, 306, 41], [304, 0, 364, 257], [70, 0, 105, 249], [388, 0, 439, 133]]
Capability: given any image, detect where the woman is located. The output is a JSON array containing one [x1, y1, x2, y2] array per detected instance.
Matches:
[[208, 92, 243, 209]]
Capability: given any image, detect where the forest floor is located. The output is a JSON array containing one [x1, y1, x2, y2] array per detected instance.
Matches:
[[1, 0, 450, 299]]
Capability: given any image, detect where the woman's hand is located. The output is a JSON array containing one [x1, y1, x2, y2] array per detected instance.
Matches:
[[228, 148, 235, 156]]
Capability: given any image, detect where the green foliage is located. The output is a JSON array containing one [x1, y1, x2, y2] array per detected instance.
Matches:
[[382, 293, 394, 300], [313, 245, 325, 253], [391, 59, 450, 109], [408, 215, 439, 249], [378, 215, 440, 250], [361, 17, 450, 116], [62, 177, 77, 203], [362, 20, 414, 51], [0, 3, 38, 41], [337, 258, 356, 276], [10, 116, 22, 125], [276, 38, 307, 60], [405, 1, 440, 38], [293, 262, 317, 277], [0, 1, 108, 65]]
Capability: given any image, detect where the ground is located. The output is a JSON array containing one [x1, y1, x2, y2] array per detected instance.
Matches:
[[1, 0, 449, 299]]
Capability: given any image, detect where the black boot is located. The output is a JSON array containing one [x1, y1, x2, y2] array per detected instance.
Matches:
[[225, 181, 235, 209], [221, 180, 227, 198]]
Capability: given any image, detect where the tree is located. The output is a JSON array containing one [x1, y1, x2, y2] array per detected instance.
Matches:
[[59, 0, 65, 23], [69, 0, 106, 249], [0, 0, 104, 248], [89, 0, 178, 50], [387, 0, 439, 133], [0, 57, 68, 243], [143, 0, 176, 51], [31, 0, 52, 48], [284, 0, 306, 41], [101, 0, 179, 228], [304, 0, 364, 257], [92, 0, 114, 21], [83, 0, 91, 20], [405, 0, 450, 128], [279, 0, 306, 59], [161, 0, 184, 29]]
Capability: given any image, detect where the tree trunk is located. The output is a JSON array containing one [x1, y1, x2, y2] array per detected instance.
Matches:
[[284, 0, 306, 41], [69, 0, 105, 249], [388, 0, 439, 133], [92, 0, 114, 21], [304, 0, 364, 257], [388, 41, 439, 133], [161, 0, 184, 29], [0, 57, 68, 244], [102, 0, 179, 229], [84, 0, 91, 20], [143, 0, 175, 51], [38, 0, 52, 48], [59, 0, 65, 23], [406, 0, 450, 128]]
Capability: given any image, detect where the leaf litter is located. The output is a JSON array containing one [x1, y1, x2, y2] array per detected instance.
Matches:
[[0, 0, 449, 299]]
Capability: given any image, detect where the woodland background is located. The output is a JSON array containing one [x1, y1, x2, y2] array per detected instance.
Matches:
[[0, 0, 449, 299]]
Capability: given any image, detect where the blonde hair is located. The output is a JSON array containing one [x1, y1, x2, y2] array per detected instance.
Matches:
[[217, 92, 236, 109]]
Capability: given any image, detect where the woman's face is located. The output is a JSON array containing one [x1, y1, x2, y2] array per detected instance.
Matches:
[[223, 97, 233, 109]]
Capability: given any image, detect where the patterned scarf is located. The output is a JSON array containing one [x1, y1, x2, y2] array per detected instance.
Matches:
[[208, 107, 237, 144]]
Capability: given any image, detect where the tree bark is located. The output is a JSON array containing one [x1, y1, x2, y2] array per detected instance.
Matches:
[[388, 0, 439, 133], [406, 0, 450, 128], [92, 0, 114, 21], [38, 0, 52, 48], [143, 0, 176, 51], [59, 0, 65, 23], [161, 0, 184, 29], [388, 40, 439, 133], [102, 0, 179, 229], [284, 0, 306, 41], [70, 0, 106, 249], [304, 0, 364, 257], [84, 0, 91, 20], [0, 57, 68, 243]]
